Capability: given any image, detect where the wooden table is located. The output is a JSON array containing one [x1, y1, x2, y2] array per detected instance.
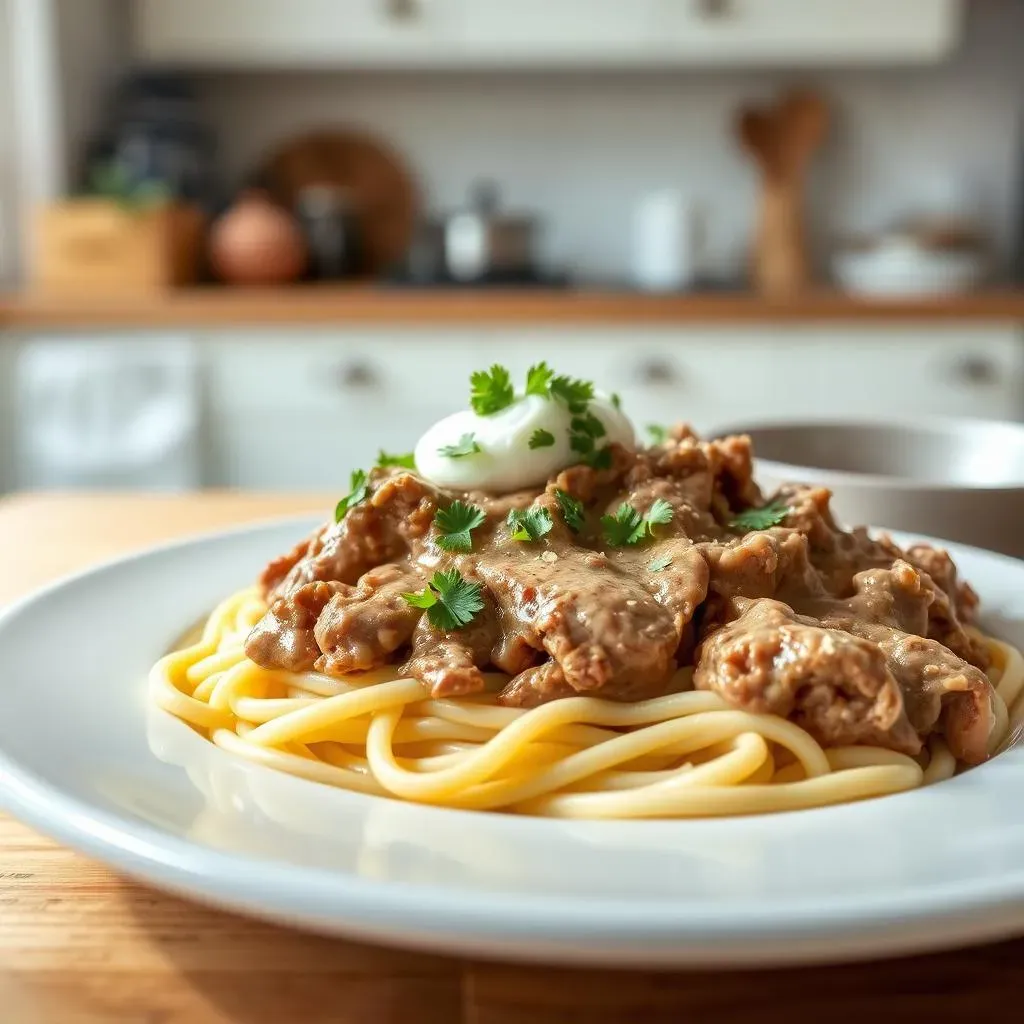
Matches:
[[0, 492, 1019, 1024]]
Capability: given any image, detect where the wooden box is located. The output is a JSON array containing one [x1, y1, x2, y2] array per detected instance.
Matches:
[[31, 200, 204, 295]]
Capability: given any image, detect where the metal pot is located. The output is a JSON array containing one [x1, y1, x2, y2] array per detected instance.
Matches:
[[441, 181, 539, 282], [710, 417, 1024, 558]]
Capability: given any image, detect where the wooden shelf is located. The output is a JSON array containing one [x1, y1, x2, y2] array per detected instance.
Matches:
[[4, 285, 1024, 329]]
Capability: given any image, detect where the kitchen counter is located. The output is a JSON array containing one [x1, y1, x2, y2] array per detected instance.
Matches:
[[2, 489, 1024, 1023], [4, 286, 1024, 328]]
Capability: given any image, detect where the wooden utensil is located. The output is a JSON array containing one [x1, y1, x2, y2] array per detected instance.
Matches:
[[737, 90, 828, 296], [261, 129, 419, 277]]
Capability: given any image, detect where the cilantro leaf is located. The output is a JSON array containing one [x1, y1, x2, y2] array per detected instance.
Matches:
[[402, 569, 484, 632], [647, 424, 668, 445], [438, 432, 481, 459], [555, 489, 585, 533], [549, 375, 594, 414], [470, 365, 515, 416], [588, 447, 613, 470], [376, 449, 416, 470], [610, 392, 622, 410], [601, 500, 675, 547], [649, 553, 673, 572], [525, 362, 555, 398], [646, 498, 674, 527], [729, 500, 790, 532], [507, 506, 553, 543], [570, 432, 594, 456], [334, 469, 370, 523], [401, 588, 437, 610], [571, 412, 606, 439], [601, 503, 646, 547], [434, 500, 486, 553], [529, 428, 555, 450]]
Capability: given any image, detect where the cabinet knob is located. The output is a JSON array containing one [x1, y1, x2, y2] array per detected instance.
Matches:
[[634, 358, 682, 387], [950, 356, 999, 387], [331, 361, 381, 390], [695, 0, 732, 18], [384, 0, 418, 20]]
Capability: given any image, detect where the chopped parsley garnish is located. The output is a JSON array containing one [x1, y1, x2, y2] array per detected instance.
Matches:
[[601, 499, 674, 547], [334, 469, 370, 523], [470, 365, 515, 416], [376, 450, 416, 470], [438, 432, 481, 459], [525, 362, 555, 398], [555, 489, 585, 533], [610, 392, 622, 410], [646, 424, 669, 445], [549, 375, 594, 414], [507, 506, 553, 543], [729, 500, 790, 532], [402, 569, 485, 632], [529, 428, 555, 449], [434, 500, 486, 552], [649, 553, 673, 572], [588, 447, 613, 470]]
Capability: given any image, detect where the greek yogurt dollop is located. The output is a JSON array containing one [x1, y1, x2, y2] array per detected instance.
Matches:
[[415, 391, 635, 492]]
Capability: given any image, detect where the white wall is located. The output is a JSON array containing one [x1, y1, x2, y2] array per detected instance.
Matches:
[[0, 0, 17, 285], [198, 0, 1024, 281]]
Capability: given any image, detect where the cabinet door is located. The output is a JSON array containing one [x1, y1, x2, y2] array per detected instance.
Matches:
[[459, 1, 663, 63], [135, 0, 460, 66], [205, 331, 478, 489], [657, 0, 959, 64]]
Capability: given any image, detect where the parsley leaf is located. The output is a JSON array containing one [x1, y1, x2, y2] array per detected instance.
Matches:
[[610, 392, 622, 410], [438, 432, 481, 459], [649, 553, 673, 572], [402, 569, 484, 632], [507, 506, 553, 543], [434, 500, 486, 552], [376, 450, 416, 470], [555, 489, 585, 533], [729, 500, 790, 532], [601, 500, 675, 547], [470, 365, 515, 416], [525, 362, 555, 398], [529, 428, 555, 449], [549, 375, 594, 414], [588, 447, 613, 470], [602, 503, 645, 547], [334, 469, 370, 523], [647, 424, 668, 445]]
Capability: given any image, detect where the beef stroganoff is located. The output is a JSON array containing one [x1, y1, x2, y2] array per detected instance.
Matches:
[[152, 365, 1024, 817]]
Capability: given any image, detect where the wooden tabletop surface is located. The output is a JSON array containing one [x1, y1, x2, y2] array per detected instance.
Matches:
[[0, 491, 1020, 1024]]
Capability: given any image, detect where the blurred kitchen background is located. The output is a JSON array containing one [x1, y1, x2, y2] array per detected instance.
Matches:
[[2, 0, 1024, 492]]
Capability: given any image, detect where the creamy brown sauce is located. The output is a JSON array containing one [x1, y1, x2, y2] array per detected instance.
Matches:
[[245, 429, 995, 765]]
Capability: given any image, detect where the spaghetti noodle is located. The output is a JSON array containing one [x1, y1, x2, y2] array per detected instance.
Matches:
[[151, 587, 1024, 818]]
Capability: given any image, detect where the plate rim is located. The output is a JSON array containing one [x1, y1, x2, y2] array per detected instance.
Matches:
[[3, 514, 1024, 966]]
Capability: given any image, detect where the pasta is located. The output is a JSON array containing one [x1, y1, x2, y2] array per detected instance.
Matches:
[[151, 587, 1024, 819]]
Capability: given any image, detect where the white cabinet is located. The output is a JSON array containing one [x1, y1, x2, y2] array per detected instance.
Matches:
[[200, 327, 1024, 491], [133, 0, 460, 66], [132, 0, 962, 68], [657, 0, 962, 65]]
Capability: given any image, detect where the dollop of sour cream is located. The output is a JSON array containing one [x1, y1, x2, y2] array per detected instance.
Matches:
[[415, 391, 635, 492]]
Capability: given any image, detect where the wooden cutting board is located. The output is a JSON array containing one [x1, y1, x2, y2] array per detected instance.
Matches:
[[0, 491, 1020, 1023]]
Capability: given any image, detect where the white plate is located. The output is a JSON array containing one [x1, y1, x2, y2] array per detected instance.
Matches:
[[2, 515, 1024, 968]]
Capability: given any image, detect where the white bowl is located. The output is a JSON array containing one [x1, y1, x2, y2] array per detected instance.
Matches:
[[833, 242, 985, 297]]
